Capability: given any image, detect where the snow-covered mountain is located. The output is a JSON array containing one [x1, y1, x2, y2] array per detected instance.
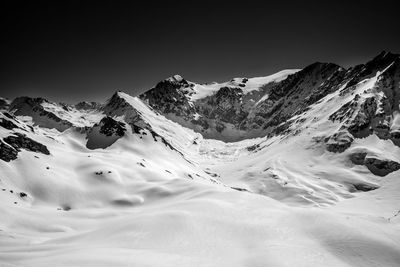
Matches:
[[1, 51, 400, 266]]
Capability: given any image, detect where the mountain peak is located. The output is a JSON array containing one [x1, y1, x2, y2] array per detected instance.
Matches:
[[166, 74, 184, 82], [373, 50, 399, 60]]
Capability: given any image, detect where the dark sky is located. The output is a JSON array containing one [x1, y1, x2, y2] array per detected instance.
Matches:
[[1, 0, 399, 103]]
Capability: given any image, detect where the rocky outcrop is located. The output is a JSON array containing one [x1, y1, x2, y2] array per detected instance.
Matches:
[[0, 117, 18, 130], [139, 63, 346, 141], [0, 141, 18, 162], [349, 151, 400, 176], [103, 92, 149, 130], [325, 131, 354, 153], [140, 75, 196, 117], [9, 97, 73, 131], [3, 133, 50, 155], [246, 62, 344, 134], [364, 157, 400, 177], [349, 152, 368, 165], [0, 133, 50, 162], [98, 117, 126, 137], [329, 53, 400, 147], [199, 87, 247, 125], [75, 101, 102, 110], [86, 116, 126, 149], [351, 183, 379, 192]]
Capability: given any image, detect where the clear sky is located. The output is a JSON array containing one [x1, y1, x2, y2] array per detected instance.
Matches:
[[1, 0, 399, 103]]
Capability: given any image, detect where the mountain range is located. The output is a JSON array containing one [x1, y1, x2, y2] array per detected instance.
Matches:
[[1, 51, 400, 266]]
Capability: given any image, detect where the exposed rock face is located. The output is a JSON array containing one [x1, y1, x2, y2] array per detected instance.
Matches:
[[245, 62, 343, 134], [0, 141, 18, 162], [325, 131, 354, 153], [103, 92, 150, 130], [364, 157, 400, 177], [203, 86, 246, 125], [86, 116, 126, 149], [140, 64, 346, 141], [349, 152, 368, 165], [0, 133, 50, 162], [138, 51, 400, 144], [9, 97, 73, 131], [328, 52, 400, 148], [0, 118, 18, 130], [75, 101, 102, 110], [3, 133, 50, 155], [349, 151, 400, 176], [95, 116, 126, 137], [352, 183, 380, 192], [140, 75, 195, 118]]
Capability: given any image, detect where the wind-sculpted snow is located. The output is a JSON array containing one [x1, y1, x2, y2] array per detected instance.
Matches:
[[1, 52, 400, 266]]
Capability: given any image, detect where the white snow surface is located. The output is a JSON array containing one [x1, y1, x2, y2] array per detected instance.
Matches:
[[189, 69, 300, 101], [1, 69, 400, 266]]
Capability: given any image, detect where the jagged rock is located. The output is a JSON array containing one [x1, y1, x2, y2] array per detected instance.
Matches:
[[3, 133, 50, 155], [9, 97, 73, 131], [0, 133, 49, 162], [75, 101, 102, 110], [247, 144, 260, 152], [391, 130, 400, 146], [364, 157, 400, 177], [0, 141, 18, 162], [325, 131, 354, 153], [347, 97, 377, 138], [349, 152, 368, 165], [103, 92, 150, 129], [98, 117, 126, 137], [140, 75, 196, 118], [345, 51, 399, 89], [135, 52, 400, 142], [139, 63, 347, 141], [231, 187, 250, 192], [86, 116, 127, 149], [205, 87, 247, 124], [0, 118, 18, 130], [352, 183, 379, 192], [329, 54, 400, 147]]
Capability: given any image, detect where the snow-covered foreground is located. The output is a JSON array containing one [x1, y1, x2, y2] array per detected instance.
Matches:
[[1, 60, 400, 266], [1, 149, 400, 267]]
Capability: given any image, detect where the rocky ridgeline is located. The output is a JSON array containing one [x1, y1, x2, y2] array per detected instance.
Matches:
[[9, 97, 73, 131], [139, 52, 400, 145], [75, 101, 103, 110], [139, 51, 400, 176], [103, 92, 150, 130], [140, 75, 196, 117], [327, 52, 400, 150], [0, 132, 50, 162], [86, 116, 127, 149], [244, 62, 343, 135], [139, 63, 346, 141]]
